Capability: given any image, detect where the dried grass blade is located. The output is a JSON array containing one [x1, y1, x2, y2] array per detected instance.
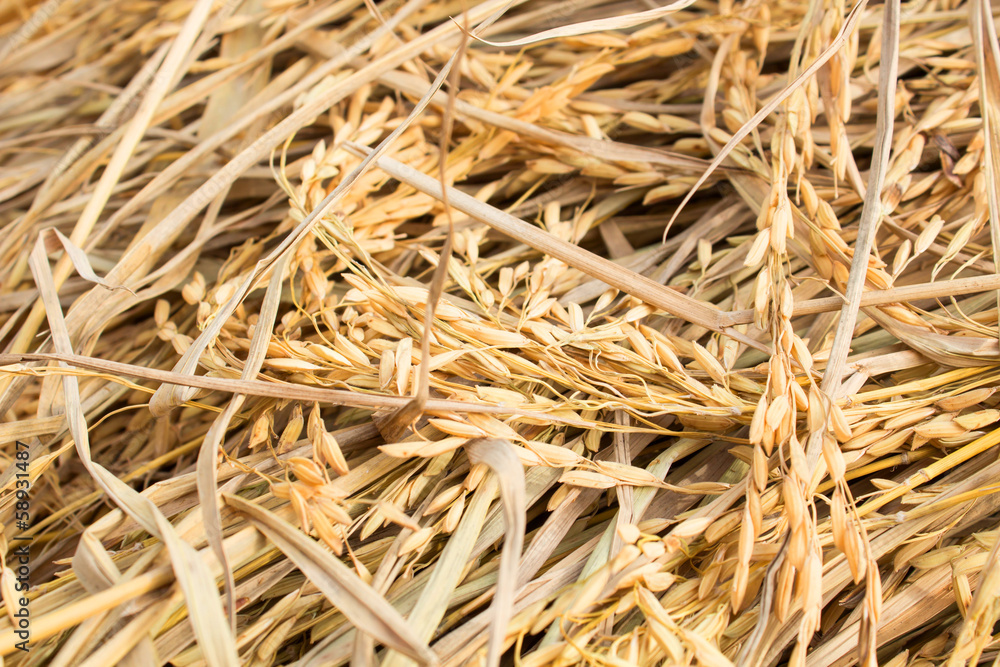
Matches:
[[972, 0, 1000, 342], [46, 229, 135, 295], [224, 494, 438, 666], [197, 399, 242, 632], [738, 535, 789, 665], [27, 237, 239, 666], [195, 252, 290, 633], [465, 439, 526, 667], [467, 0, 696, 48], [9, 0, 1000, 663], [805, 0, 899, 469], [865, 308, 1000, 367], [944, 15, 1000, 661], [724, 274, 1000, 326], [609, 412, 634, 561], [857, 426, 1000, 517]]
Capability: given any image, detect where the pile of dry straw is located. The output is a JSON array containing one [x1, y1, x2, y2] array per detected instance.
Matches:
[[2, 0, 1000, 664]]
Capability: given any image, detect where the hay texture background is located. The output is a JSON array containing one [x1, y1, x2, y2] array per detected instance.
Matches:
[[2, 0, 1000, 665]]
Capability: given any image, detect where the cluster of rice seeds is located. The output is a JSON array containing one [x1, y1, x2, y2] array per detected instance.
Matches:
[[697, 7, 835, 661]]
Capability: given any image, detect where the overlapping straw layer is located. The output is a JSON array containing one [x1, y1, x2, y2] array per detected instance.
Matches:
[[2, 0, 1000, 665]]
